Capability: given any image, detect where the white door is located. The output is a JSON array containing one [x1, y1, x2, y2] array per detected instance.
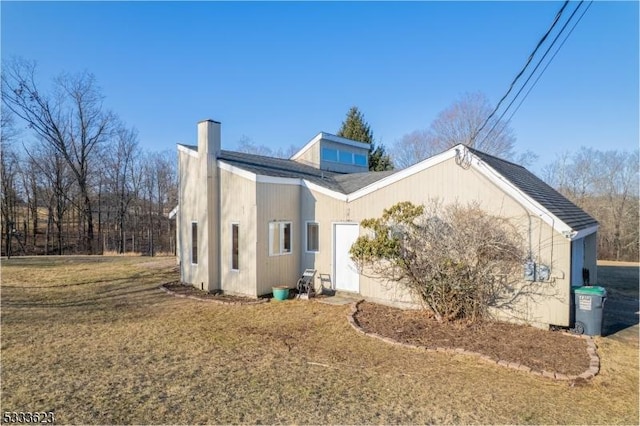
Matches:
[[334, 223, 360, 292], [571, 238, 585, 286]]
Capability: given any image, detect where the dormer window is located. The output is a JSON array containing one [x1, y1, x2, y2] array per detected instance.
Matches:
[[354, 154, 367, 166], [291, 132, 369, 173], [322, 147, 368, 167], [339, 151, 352, 163], [322, 147, 339, 162]]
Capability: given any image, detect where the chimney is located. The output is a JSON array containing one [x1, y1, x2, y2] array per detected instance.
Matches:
[[197, 119, 221, 157]]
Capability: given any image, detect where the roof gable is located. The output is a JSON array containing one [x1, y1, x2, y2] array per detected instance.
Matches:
[[289, 132, 370, 161], [217, 150, 396, 195], [466, 147, 598, 232], [195, 143, 597, 238]]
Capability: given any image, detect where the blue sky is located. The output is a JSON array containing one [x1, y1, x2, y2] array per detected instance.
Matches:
[[2, 1, 638, 172]]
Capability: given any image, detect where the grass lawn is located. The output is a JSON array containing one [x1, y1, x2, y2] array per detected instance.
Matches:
[[1, 256, 638, 424]]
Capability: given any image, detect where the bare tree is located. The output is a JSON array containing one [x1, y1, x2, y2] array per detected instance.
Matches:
[[543, 148, 598, 207], [153, 151, 177, 254], [591, 150, 639, 261], [26, 142, 74, 254], [1, 112, 21, 257], [391, 129, 432, 170], [138, 150, 177, 256], [102, 125, 139, 253], [2, 58, 116, 253], [544, 148, 639, 261], [236, 135, 298, 159], [19, 155, 40, 249], [392, 92, 519, 168]]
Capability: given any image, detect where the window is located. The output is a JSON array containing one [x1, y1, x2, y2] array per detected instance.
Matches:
[[306, 222, 319, 252], [283, 223, 291, 253], [269, 221, 292, 256], [321, 146, 367, 166], [339, 151, 353, 164], [191, 222, 198, 264], [231, 223, 239, 270], [321, 147, 338, 162]]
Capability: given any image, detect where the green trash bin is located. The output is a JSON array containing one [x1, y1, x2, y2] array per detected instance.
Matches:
[[573, 286, 607, 336]]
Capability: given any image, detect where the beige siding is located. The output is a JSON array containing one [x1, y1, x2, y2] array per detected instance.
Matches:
[[350, 158, 575, 327], [219, 169, 258, 296], [299, 187, 348, 293], [206, 152, 221, 291], [293, 143, 320, 168], [255, 182, 302, 295], [176, 122, 221, 292], [300, 156, 575, 327], [180, 138, 588, 328], [177, 149, 212, 290]]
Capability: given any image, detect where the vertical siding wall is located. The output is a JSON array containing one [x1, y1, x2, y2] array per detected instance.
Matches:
[[206, 143, 221, 292], [303, 157, 574, 327], [255, 182, 302, 295], [292, 143, 320, 168], [299, 187, 348, 292], [179, 144, 584, 327], [177, 149, 212, 290], [219, 169, 258, 296]]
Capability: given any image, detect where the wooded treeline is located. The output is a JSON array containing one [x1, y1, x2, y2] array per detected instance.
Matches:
[[543, 148, 639, 262], [1, 59, 177, 257], [2, 61, 637, 261]]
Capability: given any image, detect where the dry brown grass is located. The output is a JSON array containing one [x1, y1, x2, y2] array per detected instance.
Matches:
[[1, 256, 638, 424]]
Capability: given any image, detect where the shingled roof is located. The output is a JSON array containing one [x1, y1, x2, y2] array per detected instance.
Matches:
[[467, 147, 598, 231], [180, 143, 597, 232], [218, 150, 395, 194]]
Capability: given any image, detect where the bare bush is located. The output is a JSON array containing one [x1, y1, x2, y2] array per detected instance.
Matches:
[[350, 201, 525, 322]]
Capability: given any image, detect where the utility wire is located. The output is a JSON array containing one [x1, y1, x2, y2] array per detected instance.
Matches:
[[504, 0, 594, 124], [477, 0, 592, 148], [470, 0, 570, 145]]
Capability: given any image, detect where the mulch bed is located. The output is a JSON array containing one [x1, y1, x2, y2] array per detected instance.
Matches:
[[354, 301, 591, 376], [161, 282, 267, 304]]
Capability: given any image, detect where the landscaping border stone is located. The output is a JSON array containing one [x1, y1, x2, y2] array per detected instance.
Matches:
[[347, 300, 600, 382], [158, 284, 269, 305]]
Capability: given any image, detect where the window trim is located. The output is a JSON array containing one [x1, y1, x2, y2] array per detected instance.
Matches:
[[231, 222, 239, 271], [305, 221, 320, 253], [191, 221, 198, 265], [269, 221, 293, 256]]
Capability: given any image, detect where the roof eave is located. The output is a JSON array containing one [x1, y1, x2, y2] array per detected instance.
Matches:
[[565, 224, 599, 241], [467, 148, 592, 239]]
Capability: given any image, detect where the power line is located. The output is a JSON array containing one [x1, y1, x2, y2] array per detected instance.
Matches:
[[477, 0, 592, 148], [469, 0, 571, 145], [505, 1, 594, 123]]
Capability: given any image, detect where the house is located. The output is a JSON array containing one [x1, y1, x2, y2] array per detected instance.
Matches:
[[175, 119, 598, 329]]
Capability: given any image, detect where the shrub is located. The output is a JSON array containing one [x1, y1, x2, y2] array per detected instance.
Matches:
[[350, 201, 524, 322]]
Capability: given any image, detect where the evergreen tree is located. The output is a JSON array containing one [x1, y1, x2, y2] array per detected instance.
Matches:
[[369, 143, 394, 171], [337, 106, 393, 171]]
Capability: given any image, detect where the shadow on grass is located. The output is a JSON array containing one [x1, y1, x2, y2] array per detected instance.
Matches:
[[599, 266, 639, 337], [1, 259, 178, 313], [1, 285, 167, 309], [1, 276, 144, 289]]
